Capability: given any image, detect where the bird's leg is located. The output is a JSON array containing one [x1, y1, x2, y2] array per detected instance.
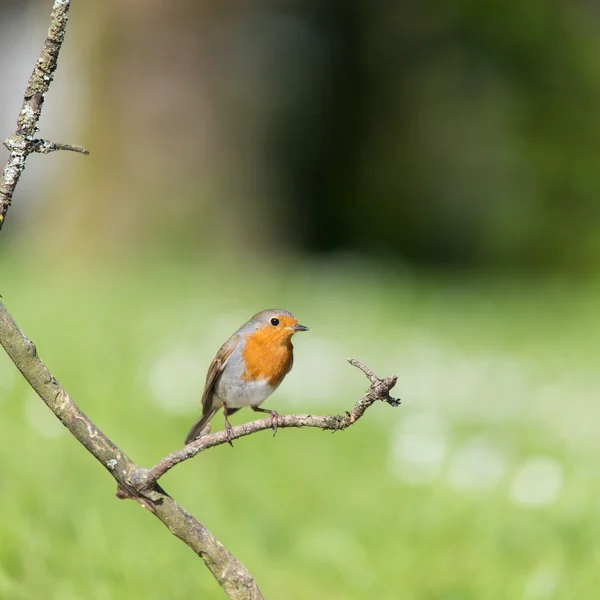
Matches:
[[223, 404, 234, 447], [252, 406, 281, 436]]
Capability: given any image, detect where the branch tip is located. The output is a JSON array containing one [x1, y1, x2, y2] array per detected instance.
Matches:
[[347, 356, 379, 384], [31, 139, 90, 155]]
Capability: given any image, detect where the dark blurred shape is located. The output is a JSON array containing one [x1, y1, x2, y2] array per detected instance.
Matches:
[[269, 0, 600, 271]]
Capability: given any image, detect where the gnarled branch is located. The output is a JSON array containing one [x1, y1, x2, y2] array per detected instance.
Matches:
[[0, 295, 399, 597]]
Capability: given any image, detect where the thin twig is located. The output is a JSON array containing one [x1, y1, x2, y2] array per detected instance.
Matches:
[[31, 138, 90, 155], [347, 357, 378, 384], [143, 359, 399, 486]]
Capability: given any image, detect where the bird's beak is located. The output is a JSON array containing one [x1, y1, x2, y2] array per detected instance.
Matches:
[[293, 324, 309, 332]]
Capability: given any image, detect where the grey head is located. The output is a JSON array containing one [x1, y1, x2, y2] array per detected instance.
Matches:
[[237, 309, 309, 335]]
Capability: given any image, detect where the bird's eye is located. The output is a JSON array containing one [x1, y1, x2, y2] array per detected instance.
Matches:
[[270, 317, 280, 326]]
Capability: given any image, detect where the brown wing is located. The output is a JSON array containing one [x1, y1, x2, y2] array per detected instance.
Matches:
[[184, 335, 239, 444], [200, 334, 239, 416]]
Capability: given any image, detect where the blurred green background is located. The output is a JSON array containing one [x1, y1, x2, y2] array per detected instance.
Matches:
[[1, 0, 600, 598]]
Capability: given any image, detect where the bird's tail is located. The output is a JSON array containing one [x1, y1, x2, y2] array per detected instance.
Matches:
[[184, 407, 218, 445]]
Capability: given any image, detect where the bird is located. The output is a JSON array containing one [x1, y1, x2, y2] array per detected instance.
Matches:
[[184, 309, 308, 445]]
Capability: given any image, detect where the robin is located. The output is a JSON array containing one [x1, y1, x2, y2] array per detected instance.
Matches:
[[184, 309, 308, 445]]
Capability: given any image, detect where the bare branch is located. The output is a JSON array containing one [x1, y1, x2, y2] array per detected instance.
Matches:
[[0, 0, 88, 231], [0, 292, 398, 597], [0, 299, 264, 600], [143, 361, 400, 486]]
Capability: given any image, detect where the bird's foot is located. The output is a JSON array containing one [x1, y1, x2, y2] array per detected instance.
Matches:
[[251, 406, 281, 436], [224, 417, 234, 447], [269, 410, 281, 436]]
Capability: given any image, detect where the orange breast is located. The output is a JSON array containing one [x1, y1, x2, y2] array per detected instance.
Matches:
[[241, 328, 293, 387]]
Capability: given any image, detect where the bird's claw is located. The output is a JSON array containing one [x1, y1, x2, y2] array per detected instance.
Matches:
[[269, 410, 280, 437], [224, 418, 234, 447]]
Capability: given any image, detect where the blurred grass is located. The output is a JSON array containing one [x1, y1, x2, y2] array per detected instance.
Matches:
[[1, 256, 600, 599]]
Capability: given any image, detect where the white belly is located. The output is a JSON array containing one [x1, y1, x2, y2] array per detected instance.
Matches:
[[214, 375, 275, 409]]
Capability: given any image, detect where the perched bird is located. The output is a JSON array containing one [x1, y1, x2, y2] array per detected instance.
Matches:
[[184, 309, 308, 445]]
